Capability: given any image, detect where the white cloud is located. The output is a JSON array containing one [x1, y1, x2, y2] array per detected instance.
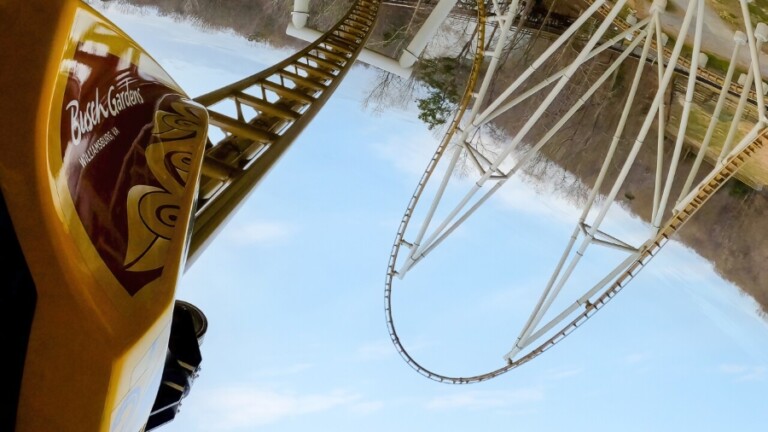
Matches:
[[646, 242, 714, 283], [198, 387, 362, 430], [225, 220, 296, 245], [494, 175, 582, 226], [477, 285, 540, 314], [252, 363, 313, 378], [354, 338, 433, 362], [355, 340, 397, 361], [719, 364, 748, 374], [738, 367, 767, 382], [370, 129, 442, 176], [348, 401, 385, 415], [426, 388, 544, 410], [624, 352, 652, 365], [545, 366, 584, 380], [719, 364, 767, 382]]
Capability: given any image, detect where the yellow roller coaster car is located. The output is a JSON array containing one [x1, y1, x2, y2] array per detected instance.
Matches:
[[1, 1, 209, 430]]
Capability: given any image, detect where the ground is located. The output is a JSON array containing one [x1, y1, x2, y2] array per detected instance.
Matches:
[[629, 0, 768, 76]]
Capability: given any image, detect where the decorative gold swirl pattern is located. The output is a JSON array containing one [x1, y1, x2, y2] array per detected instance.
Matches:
[[123, 98, 206, 273]]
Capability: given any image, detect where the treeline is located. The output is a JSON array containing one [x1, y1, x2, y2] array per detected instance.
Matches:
[[108, 0, 411, 51], [488, 42, 768, 314], [110, 0, 309, 48]]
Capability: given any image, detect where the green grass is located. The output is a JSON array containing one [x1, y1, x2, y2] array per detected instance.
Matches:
[[749, 2, 768, 25], [705, 52, 739, 76], [708, 0, 768, 31], [671, 103, 768, 187]]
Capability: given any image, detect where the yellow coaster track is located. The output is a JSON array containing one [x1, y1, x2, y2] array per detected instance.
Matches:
[[189, 0, 382, 262]]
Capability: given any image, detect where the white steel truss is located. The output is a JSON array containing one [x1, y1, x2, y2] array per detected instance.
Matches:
[[385, 0, 768, 383]]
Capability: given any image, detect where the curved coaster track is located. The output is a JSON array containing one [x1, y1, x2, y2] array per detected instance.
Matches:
[[384, 0, 768, 383], [176, 0, 766, 385]]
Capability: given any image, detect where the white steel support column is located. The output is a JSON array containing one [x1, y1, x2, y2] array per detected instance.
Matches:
[[508, 0, 700, 361], [289, 0, 471, 78], [386, 0, 768, 384], [400, 0, 461, 68], [398, 0, 521, 277], [404, 27, 649, 269], [652, 11, 666, 219], [580, 18, 657, 226], [464, 0, 521, 124], [471, 0, 610, 129], [741, 1, 768, 120], [675, 121, 766, 214], [481, 17, 652, 126], [396, 146, 463, 278], [490, 0, 503, 15], [720, 68, 755, 161], [579, 0, 698, 248], [678, 32, 746, 203], [402, 0, 625, 278], [652, 0, 705, 229], [519, 251, 643, 351], [292, 0, 310, 27]]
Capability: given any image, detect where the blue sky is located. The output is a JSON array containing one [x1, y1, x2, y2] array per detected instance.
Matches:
[[93, 3, 768, 431]]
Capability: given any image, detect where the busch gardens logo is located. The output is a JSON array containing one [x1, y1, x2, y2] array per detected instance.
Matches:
[[65, 78, 144, 147]]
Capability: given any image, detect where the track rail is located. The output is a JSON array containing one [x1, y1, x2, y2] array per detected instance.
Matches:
[[385, 0, 768, 383], [386, 122, 767, 383], [383, 0, 503, 383], [187, 0, 381, 263]]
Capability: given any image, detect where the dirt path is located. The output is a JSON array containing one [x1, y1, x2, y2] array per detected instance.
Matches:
[[633, 0, 768, 76]]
